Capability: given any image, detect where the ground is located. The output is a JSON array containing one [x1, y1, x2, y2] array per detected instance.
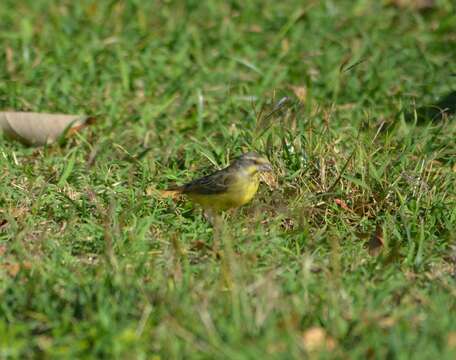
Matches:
[[0, 0, 455, 358]]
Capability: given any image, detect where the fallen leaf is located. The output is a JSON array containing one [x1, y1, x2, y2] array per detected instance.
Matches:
[[302, 327, 336, 352], [0, 112, 95, 146], [368, 224, 384, 256]]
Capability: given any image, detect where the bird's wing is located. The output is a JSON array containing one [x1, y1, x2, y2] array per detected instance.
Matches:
[[182, 170, 236, 195]]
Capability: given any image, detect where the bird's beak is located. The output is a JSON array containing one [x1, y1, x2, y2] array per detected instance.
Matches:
[[258, 163, 273, 172]]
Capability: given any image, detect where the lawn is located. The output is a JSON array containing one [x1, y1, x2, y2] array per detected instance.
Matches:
[[1, 0, 455, 358]]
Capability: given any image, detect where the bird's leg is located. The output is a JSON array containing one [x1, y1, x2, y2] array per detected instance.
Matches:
[[203, 208, 215, 225], [208, 210, 223, 256], [226, 208, 237, 218], [202, 208, 218, 245]]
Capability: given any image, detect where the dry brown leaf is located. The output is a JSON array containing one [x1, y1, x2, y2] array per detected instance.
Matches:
[[368, 224, 384, 256], [302, 327, 336, 352], [0, 112, 94, 146]]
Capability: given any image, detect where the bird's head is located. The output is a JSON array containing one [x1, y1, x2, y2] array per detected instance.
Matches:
[[233, 152, 273, 175]]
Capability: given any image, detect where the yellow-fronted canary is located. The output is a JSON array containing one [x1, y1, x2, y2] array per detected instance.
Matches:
[[165, 152, 273, 212]]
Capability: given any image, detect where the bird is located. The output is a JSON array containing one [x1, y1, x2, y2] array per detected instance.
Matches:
[[163, 152, 273, 214]]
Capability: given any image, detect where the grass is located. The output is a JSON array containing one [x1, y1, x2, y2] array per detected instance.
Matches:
[[0, 0, 456, 358]]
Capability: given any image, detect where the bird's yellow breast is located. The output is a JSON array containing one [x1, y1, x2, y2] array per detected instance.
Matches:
[[188, 174, 260, 211]]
